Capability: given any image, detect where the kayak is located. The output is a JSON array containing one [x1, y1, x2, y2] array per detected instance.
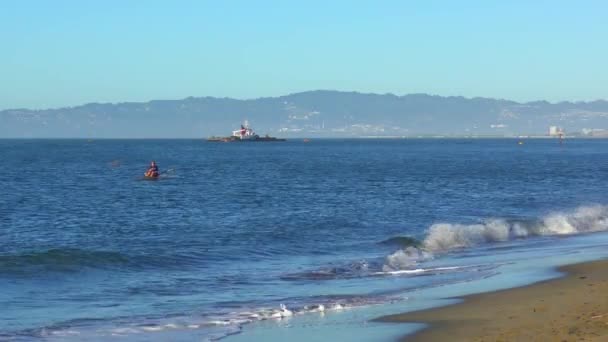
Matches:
[[144, 170, 159, 179], [142, 175, 159, 180]]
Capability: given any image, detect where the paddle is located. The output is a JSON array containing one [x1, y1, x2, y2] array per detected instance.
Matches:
[[159, 168, 175, 176]]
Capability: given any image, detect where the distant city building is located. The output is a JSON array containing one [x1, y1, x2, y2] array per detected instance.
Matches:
[[548, 126, 563, 137], [581, 128, 608, 137]]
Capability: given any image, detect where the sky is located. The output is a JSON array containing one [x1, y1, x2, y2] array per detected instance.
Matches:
[[1, 0, 607, 109]]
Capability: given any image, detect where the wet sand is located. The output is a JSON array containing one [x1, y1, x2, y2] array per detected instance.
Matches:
[[376, 259, 608, 341]]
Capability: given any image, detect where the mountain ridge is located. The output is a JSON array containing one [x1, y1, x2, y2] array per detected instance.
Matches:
[[2, 90, 608, 138]]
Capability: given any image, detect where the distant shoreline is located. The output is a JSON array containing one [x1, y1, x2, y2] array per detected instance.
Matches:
[[375, 259, 608, 341], [1, 136, 607, 140], [3, 91, 608, 139]]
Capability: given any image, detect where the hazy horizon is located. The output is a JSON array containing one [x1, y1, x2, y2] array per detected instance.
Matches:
[[3, 89, 608, 112], [3, 89, 608, 138], [2, 1, 607, 110]]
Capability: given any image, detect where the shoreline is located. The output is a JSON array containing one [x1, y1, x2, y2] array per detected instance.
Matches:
[[375, 259, 608, 341]]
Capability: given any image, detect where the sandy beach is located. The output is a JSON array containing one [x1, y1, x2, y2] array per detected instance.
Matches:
[[377, 259, 608, 341]]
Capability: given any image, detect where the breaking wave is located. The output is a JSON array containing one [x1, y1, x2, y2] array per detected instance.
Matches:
[[381, 246, 433, 272], [281, 250, 466, 281], [423, 204, 608, 252], [283, 205, 608, 282], [379, 204, 608, 272]]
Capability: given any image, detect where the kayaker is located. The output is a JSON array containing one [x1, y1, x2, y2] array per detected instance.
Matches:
[[145, 161, 159, 178]]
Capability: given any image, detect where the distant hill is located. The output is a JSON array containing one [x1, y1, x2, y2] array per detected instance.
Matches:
[[2, 90, 608, 138]]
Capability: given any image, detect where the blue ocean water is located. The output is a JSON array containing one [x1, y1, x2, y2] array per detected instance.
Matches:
[[2, 138, 608, 341]]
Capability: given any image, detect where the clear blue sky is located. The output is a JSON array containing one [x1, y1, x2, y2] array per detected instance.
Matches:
[[1, 0, 607, 109]]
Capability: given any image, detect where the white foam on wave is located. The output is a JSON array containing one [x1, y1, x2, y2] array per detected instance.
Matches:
[[140, 326, 164, 332], [47, 298, 386, 342], [376, 265, 463, 276], [382, 246, 433, 272], [110, 327, 140, 334], [423, 204, 608, 252], [381, 204, 608, 271], [50, 329, 80, 336], [423, 219, 511, 252]]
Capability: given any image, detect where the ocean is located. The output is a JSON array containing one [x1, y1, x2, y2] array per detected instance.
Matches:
[[2, 138, 608, 341]]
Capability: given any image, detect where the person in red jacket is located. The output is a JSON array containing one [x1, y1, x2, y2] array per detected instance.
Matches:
[[144, 161, 159, 178]]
